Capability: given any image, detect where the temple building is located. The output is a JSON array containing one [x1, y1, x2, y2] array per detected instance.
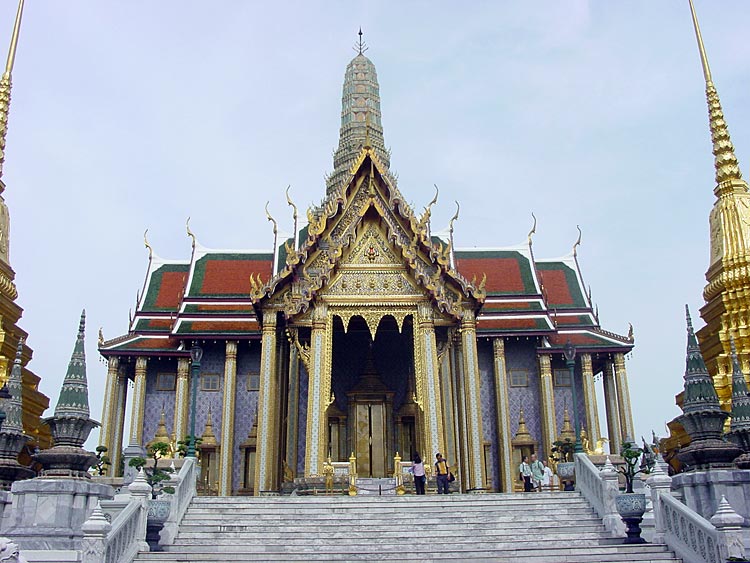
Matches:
[[98, 38, 635, 495]]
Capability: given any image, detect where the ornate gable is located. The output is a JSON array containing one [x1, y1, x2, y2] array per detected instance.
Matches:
[[253, 148, 485, 322]]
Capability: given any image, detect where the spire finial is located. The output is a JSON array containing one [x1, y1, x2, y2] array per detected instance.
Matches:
[[356, 28, 367, 55], [688, 0, 712, 84], [688, 0, 744, 189], [5, 0, 24, 75], [0, 0, 25, 182]]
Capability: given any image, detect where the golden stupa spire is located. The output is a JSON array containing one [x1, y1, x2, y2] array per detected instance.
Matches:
[[0, 0, 24, 181], [688, 0, 745, 192]]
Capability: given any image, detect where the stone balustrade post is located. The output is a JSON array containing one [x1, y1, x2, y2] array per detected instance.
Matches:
[[81, 502, 111, 563], [710, 495, 745, 560], [600, 457, 626, 537], [128, 468, 152, 554], [645, 461, 672, 544]]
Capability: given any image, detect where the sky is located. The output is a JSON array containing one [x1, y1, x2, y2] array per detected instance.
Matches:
[[0, 1, 748, 452]]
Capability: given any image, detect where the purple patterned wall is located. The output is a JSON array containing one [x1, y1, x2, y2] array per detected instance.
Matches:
[[551, 356, 587, 441], [296, 364, 309, 475], [142, 358, 177, 448], [506, 339, 543, 454], [192, 342, 226, 443], [477, 339, 500, 491], [232, 342, 261, 491]]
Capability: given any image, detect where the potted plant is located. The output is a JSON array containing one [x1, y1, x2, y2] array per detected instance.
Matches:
[[551, 439, 576, 490], [615, 441, 653, 544], [129, 442, 176, 551]]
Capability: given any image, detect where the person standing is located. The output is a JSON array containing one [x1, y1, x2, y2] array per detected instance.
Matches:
[[530, 454, 544, 492], [541, 459, 553, 491], [519, 455, 533, 492], [412, 453, 426, 495], [435, 453, 450, 494]]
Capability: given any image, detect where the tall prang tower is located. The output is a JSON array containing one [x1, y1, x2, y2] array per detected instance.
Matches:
[[687, 0, 750, 404], [325, 31, 393, 196]]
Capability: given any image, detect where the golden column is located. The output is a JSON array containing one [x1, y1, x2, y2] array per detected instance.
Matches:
[[580, 353, 601, 445], [256, 310, 279, 491], [128, 356, 148, 447], [613, 352, 635, 443], [173, 357, 190, 445], [219, 340, 238, 496], [538, 354, 556, 459], [460, 306, 485, 490], [110, 368, 128, 476], [99, 357, 119, 456], [415, 303, 445, 465], [492, 338, 513, 492], [602, 360, 622, 455], [304, 303, 332, 477]]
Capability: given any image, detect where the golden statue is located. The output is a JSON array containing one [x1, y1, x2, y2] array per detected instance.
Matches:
[[594, 437, 609, 455], [323, 456, 335, 494], [282, 460, 294, 483], [580, 429, 592, 455]]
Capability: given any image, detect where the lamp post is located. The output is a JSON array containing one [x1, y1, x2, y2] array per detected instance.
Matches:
[[563, 339, 583, 454], [0, 382, 10, 430], [186, 344, 203, 458]]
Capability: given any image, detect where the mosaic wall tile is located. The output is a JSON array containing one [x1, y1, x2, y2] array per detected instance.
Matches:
[[506, 339, 543, 454], [477, 340, 499, 490], [193, 343, 226, 442], [232, 343, 261, 491], [142, 358, 177, 448], [550, 357, 587, 442], [297, 363, 309, 475]]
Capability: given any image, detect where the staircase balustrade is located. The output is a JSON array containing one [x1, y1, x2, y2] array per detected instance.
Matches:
[[159, 457, 197, 546], [574, 453, 625, 537]]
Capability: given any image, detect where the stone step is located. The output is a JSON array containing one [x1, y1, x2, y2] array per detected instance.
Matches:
[[189, 493, 587, 506], [183, 504, 593, 514], [183, 508, 595, 524], [174, 522, 605, 537], [136, 544, 680, 562], [168, 533, 610, 548]]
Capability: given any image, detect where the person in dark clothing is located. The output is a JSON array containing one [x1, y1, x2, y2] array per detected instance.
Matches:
[[435, 453, 450, 494]]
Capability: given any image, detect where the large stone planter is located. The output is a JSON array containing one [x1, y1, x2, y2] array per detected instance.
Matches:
[[556, 462, 575, 490], [616, 492, 647, 544]]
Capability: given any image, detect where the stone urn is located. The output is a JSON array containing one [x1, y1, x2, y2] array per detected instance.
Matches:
[[556, 462, 575, 490], [615, 492, 647, 544], [147, 498, 172, 524]]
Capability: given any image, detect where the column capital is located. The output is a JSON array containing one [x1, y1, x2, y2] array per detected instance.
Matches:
[[492, 337, 505, 356], [177, 357, 190, 379], [107, 356, 119, 370], [417, 302, 434, 324], [225, 340, 238, 358], [460, 306, 476, 329], [581, 353, 593, 373], [538, 353, 552, 374], [613, 352, 626, 368], [135, 356, 148, 374], [262, 309, 278, 329]]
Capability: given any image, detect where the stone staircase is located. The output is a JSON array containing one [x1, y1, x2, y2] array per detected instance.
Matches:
[[134, 492, 682, 562]]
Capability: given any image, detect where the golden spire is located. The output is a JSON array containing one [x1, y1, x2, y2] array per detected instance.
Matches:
[[201, 406, 217, 447], [0, 0, 25, 181], [688, 0, 744, 191]]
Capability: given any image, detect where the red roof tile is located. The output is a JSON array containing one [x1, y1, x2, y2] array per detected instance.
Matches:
[[155, 271, 187, 309], [200, 259, 273, 295]]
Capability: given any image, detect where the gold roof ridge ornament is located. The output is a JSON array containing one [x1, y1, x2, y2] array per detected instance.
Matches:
[[285, 185, 298, 244], [572, 225, 582, 257], [143, 229, 153, 260], [448, 201, 460, 270], [688, 0, 745, 191], [185, 217, 196, 250], [0, 0, 25, 181], [527, 212, 537, 246], [265, 201, 279, 273]]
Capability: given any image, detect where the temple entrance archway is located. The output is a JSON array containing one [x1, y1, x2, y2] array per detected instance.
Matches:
[[327, 314, 418, 477]]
